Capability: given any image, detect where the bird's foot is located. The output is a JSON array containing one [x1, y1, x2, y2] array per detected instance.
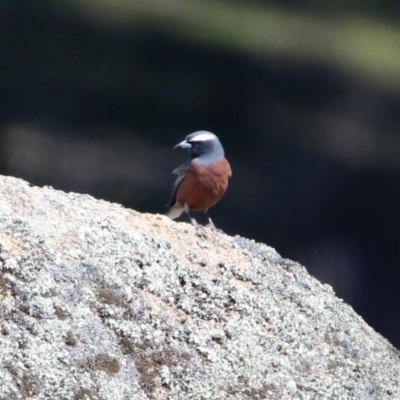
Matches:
[[190, 217, 199, 227], [206, 216, 217, 230], [207, 221, 216, 230]]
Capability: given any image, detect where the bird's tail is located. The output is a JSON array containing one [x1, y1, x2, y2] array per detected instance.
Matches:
[[166, 204, 184, 220]]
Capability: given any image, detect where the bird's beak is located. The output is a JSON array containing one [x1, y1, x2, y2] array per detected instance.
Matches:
[[173, 140, 192, 150]]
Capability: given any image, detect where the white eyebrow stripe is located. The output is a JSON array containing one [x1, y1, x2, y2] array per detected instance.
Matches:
[[190, 132, 216, 142]]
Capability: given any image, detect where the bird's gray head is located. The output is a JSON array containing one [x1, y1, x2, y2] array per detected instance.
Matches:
[[173, 131, 225, 161]]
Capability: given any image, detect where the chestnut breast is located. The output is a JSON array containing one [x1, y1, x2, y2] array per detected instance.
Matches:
[[176, 157, 232, 211]]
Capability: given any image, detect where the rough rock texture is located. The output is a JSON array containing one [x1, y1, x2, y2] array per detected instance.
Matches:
[[0, 175, 399, 400]]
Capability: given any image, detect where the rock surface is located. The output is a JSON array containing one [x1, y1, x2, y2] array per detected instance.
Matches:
[[0, 174, 399, 400]]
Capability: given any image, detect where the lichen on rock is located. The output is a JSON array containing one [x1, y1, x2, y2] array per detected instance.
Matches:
[[0, 175, 399, 399]]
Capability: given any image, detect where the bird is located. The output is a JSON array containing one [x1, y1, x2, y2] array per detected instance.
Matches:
[[166, 131, 232, 228]]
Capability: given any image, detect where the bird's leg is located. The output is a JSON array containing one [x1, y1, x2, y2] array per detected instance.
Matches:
[[184, 204, 198, 226], [203, 210, 216, 229]]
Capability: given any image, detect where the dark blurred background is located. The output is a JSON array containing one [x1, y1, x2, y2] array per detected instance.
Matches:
[[1, 0, 400, 347]]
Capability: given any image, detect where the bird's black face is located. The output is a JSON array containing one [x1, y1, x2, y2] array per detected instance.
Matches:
[[174, 131, 225, 160], [187, 138, 214, 157]]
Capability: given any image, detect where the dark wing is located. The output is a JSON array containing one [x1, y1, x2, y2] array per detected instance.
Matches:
[[167, 159, 191, 207]]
